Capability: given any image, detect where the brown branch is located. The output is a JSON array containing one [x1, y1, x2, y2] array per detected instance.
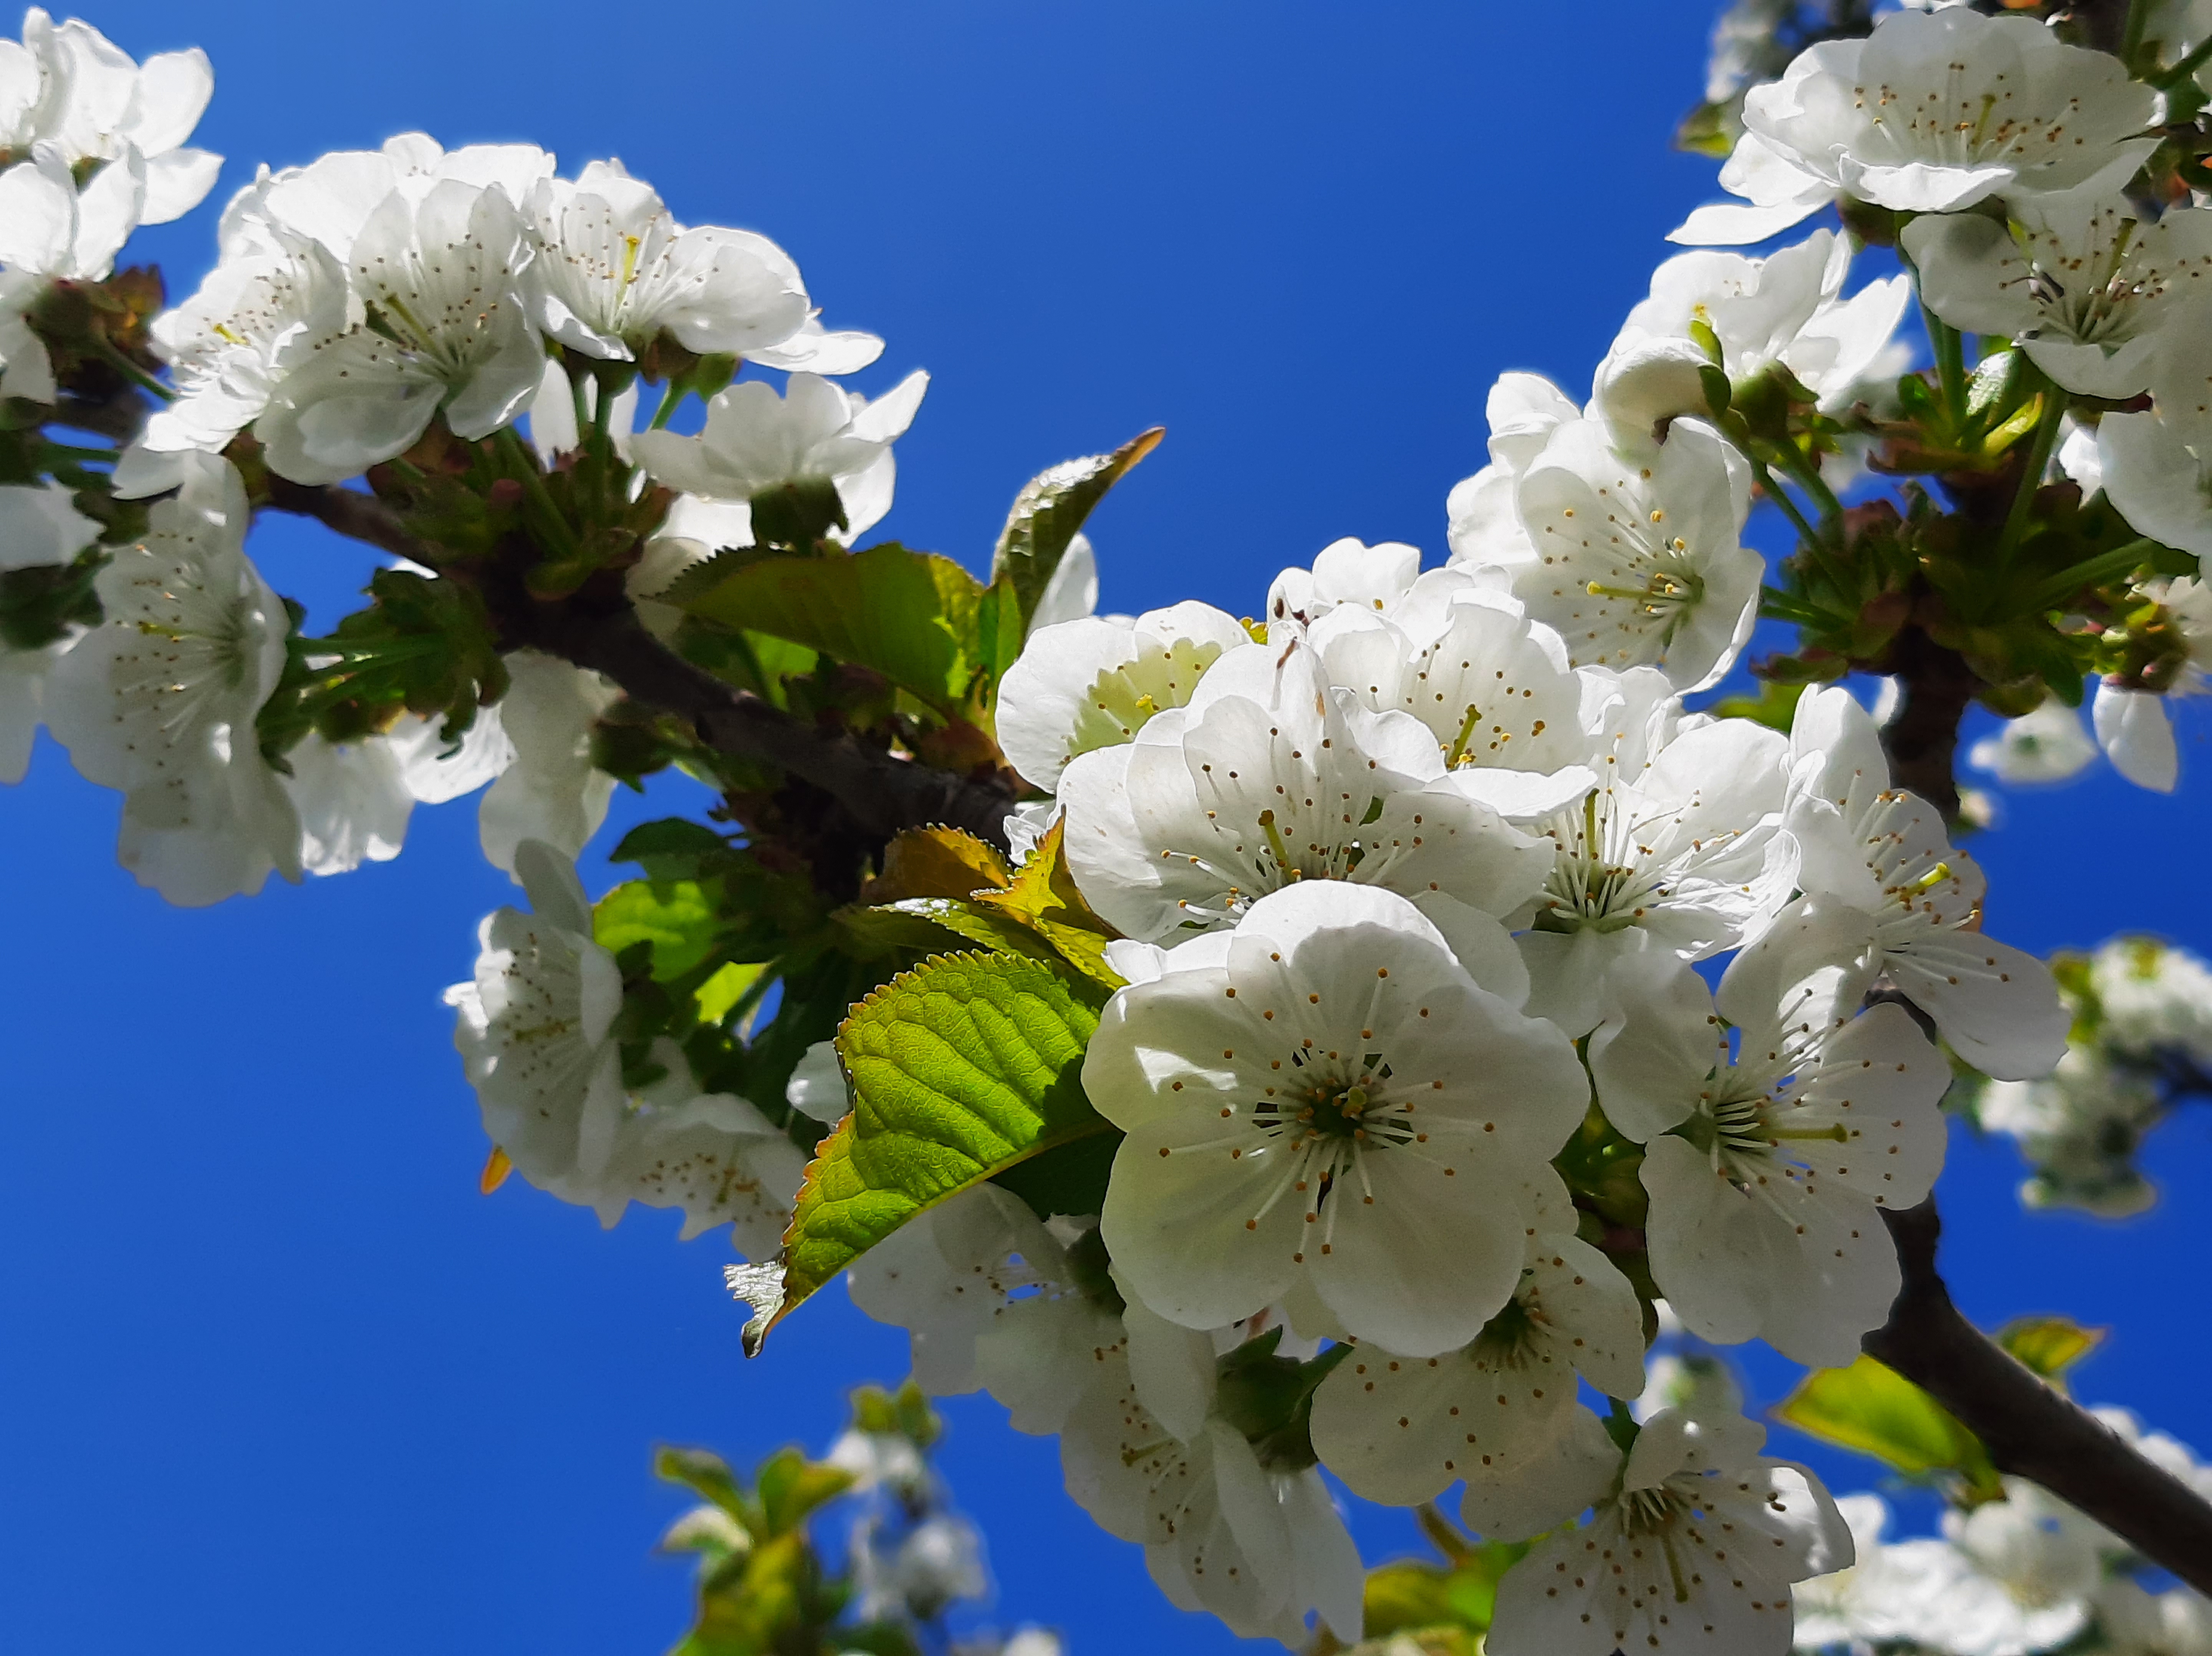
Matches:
[[255, 482, 1018, 852], [263, 478, 436, 566], [1880, 628, 1977, 823], [1865, 1201, 2212, 1594], [519, 600, 1018, 853]]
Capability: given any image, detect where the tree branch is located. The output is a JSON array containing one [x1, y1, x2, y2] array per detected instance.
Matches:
[[263, 478, 437, 566], [256, 481, 1019, 852], [522, 600, 1018, 852], [1880, 627, 1977, 823], [1864, 1200, 2212, 1594]]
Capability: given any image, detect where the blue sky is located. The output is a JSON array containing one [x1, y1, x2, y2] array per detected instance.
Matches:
[[2, 2, 2208, 1650]]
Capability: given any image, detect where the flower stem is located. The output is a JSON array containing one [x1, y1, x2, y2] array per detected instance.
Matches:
[[1768, 440, 1844, 524], [493, 425, 581, 562], [649, 384, 684, 430], [1747, 453, 1823, 551], [2026, 536, 2162, 611], [89, 337, 172, 402], [1998, 375, 2067, 563], [2154, 32, 2212, 87]]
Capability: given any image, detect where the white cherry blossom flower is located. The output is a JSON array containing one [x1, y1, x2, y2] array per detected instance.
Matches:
[[253, 133, 553, 264], [1518, 699, 1796, 1037], [629, 369, 927, 542], [1967, 699, 2098, 786], [2098, 1579, 2212, 1656], [1594, 230, 1909, 439], [477, 648, 618, 877], [385, 704, 516, 805], [5, 9, 219, 224], [1490, 1406, 1851, 1656], [0, 475, 95, 574], [254, 177, 547, 484], [1786, 687, 2069, 1080], [1790, 1493, 1897, 1650], [1083, 880, 1588, 1356], [0, 139, 142, 277], [282, 732, 413, 876], [1903, 200, 2212, 401], [1309, 1176, 1646, 1539], [1306, 580, 1598, 820], [1446, 373, 1581, 572], [848, 1183, 1119, 1428], [1590, 901, 1949, 1367], [997, 599, 1248, 791], [1058, 1327, 1363, 1646], [571, 1036, 806, 1255], [1978, 1045, 2163, 1217], [2076, 575, 2212, 794], [139, 174, 352, 461], [2089, 935, 2212, 1068], [2098, 404, 2212, 561], [522, 159, 812, 361], [1264, 537, 1421, 634], [1672, 8, 2160, 245], [43, 455, 302, 904], [446, 839, 623, 1196], [1507, 415, 1758, 692], [1058, 642, 1551, 944]]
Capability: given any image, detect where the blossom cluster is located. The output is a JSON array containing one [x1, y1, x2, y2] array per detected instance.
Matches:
[[0, 12, 930, 909], [850, 486, 2064, 1643], [7, 4, 2212, 1654], [1965, 936, 2212, 1216]]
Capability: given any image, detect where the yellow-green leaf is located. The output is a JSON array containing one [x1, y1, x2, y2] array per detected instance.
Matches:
[[595, 879, 721, 978], [1775, 1355, 2001, 1499], [763, 951, 1109, 1340], [1999, 1316, 2105, 1383], [972, 817, 1123, 986], [866, 825, 1012, 902]]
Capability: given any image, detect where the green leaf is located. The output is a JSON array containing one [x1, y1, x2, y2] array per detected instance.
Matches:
[[763, 951, 1110, 1339], [1775, 1355, 2001, 1499], [754, 1447, 854, 1538], [596, 879, 722, 979], [991, 427, 1163, 632], [1998, 1316, 2104, 1382], [679, 543, 987, 714], [612, 818, 733, 884], [696, 960, 767, 1027], [654, 1446, 756, 1529]]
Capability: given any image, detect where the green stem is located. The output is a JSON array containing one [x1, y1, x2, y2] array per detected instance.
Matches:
[[1770, 440, 1844, 523], [2026, 537, 2162, 611], [649, 384, 684, 430], [2127, 0, 2152, 71], [89, 337, 172, 402], [493, 425, 581, 561], [1998, 379, 2067, 563], [2154, 32, 2212, 88], [1748, 454, 1824, 551], [568, 364, 590, 447], [1901, 240, 1968, 427]]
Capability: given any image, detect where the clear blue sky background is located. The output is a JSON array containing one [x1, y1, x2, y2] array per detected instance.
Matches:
[[2, 2, 2207, 1650]]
